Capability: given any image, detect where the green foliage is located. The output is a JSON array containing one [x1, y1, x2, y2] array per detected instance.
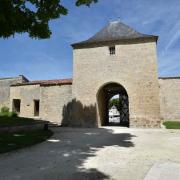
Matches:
[[0, 106, 18, 117], [108, 98, 122, 111], [0, 0, 98, 39], [163, 121, 180, 129], [0, 106, 10, 116], [0, 106, 9, 113], [76, 0, 98, 6]]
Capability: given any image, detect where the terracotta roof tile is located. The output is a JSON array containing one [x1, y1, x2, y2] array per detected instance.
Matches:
[[11, 78, 72, 86]]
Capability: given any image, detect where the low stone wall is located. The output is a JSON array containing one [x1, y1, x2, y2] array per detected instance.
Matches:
[[0, 121, 48, 133]]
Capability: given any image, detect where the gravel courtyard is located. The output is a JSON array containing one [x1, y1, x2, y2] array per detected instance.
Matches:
[[0, 127, 180, 180]]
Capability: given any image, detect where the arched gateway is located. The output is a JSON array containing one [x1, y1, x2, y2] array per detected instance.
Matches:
[[97, 83, 129, 127], [72, 20, 161, 128]]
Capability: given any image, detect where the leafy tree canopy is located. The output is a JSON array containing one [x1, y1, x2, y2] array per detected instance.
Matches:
[[108, 98, 122, 112], [0, 0, 98, 39]]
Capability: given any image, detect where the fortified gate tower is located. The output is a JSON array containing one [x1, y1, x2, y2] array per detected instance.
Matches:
[[71, 21, 160, 128]]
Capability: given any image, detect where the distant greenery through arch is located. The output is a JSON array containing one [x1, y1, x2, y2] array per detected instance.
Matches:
[[108, 96, 122, 112]]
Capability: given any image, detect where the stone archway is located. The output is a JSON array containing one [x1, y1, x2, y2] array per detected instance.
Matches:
[[97, 82, 129, 127]]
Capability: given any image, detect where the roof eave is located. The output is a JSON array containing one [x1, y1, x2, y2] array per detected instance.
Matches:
[[71, 36, 158, 49], [11, 82, 73, 87], [159, 76, 180, 80]]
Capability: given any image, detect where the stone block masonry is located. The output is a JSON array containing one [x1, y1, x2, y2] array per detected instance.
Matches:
[[159, 77, 180, 121], [0, 75, 28, 109], [72, 41, 161, 128]]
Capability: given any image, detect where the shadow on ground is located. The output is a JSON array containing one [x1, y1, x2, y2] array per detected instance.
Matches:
[[44, 127, 135, 180], [0, 127, 136, 180]]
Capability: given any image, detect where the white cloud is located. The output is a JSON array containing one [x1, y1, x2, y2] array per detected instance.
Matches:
[[165, 23, 180, 50], [158, 49, 180, 76]]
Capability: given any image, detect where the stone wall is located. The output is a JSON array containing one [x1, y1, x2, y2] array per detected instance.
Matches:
[[40, 85, 72, 125], [10, 85, 40, 118], [159, 78, 180, 121], [9, 84, 72, 125], [72, 40, 160, 128], [0, 76, 28, 109]]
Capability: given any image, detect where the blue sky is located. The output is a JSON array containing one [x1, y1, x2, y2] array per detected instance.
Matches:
[[0, 0, 179, 80]]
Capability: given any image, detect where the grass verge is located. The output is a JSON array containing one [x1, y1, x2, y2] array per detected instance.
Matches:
[[163, 121, 180, 129], [0, 129, 53, 154]]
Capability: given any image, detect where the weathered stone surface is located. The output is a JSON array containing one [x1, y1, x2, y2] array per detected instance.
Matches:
[[0, 76, 27, 109], [72, 41, 160, 127], [159, 78, 180, 121], [10, 84, 40, 118], [40, 85, 72, 125], [9, 84, 72, 125]]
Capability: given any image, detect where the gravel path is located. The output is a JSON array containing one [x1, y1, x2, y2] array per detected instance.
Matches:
[[0, 127, 180, 180]]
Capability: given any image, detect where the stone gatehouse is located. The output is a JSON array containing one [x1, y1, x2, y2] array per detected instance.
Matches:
[[0, 21, 180, 128]]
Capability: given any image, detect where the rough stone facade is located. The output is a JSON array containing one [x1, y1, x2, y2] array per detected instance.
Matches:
[[72, 41, 161, 128], [10, 84, 40, 118], [40, 85, 72, 124], [159, 77, 180, 121], [9, 84, 72, 124], [0, 76, 28, 109]]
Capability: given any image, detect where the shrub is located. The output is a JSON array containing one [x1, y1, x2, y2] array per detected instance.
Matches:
[[1, 106, 9, 113], [0, 106, 10, 116], [0, 107, 18, 117]]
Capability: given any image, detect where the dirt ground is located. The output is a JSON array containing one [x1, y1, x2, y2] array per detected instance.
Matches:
[[0, 127, 180, 180]]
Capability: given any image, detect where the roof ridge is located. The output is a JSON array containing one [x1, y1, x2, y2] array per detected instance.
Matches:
[[31, 78, 72, 83], [11, 78, 73, 87]]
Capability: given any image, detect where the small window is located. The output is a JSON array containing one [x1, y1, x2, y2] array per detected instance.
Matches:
[[109, 46, 115, 55], [34, 100, 40, 116], [12, 99, 21, 113]]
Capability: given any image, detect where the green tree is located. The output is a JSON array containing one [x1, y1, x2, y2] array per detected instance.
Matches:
[[0, 0, 98, 39], [108, 98, 122, 112]]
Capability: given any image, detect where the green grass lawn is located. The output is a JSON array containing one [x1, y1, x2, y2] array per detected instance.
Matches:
[[0, 129, 53, 154], [163, 121, 180, 129], [0, 116, 45, 127]]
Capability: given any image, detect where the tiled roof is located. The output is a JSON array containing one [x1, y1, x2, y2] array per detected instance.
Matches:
[[72, 21, 158, 48], [11, 78, 72, 86]]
